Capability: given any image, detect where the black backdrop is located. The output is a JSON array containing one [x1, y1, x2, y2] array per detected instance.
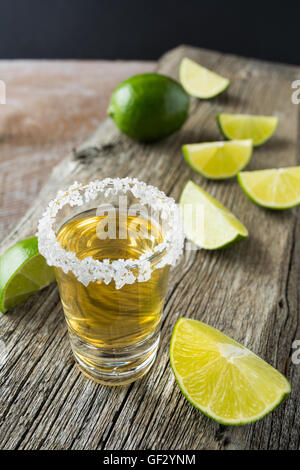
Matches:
[[0, 0, 298, 65]]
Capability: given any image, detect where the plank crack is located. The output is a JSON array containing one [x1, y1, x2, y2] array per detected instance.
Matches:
[[98, 383, 134, 450]]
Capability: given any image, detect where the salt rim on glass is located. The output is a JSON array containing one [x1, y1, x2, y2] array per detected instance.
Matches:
[[37, 177, 185, 289]]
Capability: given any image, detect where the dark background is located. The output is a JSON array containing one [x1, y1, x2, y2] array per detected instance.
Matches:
[[0, 0, 298, 64]]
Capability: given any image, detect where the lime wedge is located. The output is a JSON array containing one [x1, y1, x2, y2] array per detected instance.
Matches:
[[0, 237, 55, 313], [183, 140, 253, 179], [179, 57, 230, 99], [179, 180, 248, 249], [238, 167, 300, 210], [170, 318, 291, 425], [217, 113, 278, 146]]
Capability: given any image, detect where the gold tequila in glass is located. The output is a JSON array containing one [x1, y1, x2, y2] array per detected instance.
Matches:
[[37, 178, 184, 385]]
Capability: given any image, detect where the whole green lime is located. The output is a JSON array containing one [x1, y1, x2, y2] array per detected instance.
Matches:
[[108, 73, 189, 142]]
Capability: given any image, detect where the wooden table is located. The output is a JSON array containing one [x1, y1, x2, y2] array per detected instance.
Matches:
[[0, 46, 299, 450], [0, 59, 154, 240]]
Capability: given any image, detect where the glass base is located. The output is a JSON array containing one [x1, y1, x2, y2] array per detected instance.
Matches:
[[69, 329, 160, 386]]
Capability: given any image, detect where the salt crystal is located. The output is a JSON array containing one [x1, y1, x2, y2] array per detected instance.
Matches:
[[37, 178, 184, 289]]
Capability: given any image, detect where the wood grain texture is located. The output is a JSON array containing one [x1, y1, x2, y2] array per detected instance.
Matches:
[[0, 46, 299, 450], [0, 59, 155, 241]]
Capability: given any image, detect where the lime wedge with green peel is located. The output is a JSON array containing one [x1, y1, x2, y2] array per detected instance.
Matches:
[[238, 167, 300, 210], [179, 180, 248, 249], [0, 237, 55, 314], [180, 57, 229, 98], [170, 318, 291, 425], [217, 113, 278, 146], [182, 140, 253, 180]]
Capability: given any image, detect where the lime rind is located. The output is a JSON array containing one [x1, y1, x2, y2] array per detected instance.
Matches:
[[170, 318, 291, 425], [182, 140, 253, 180], [237, 168, 300, 210], [217, 113, 278, 147], [179, 180, 248, 250], [180, 58, 230, 99]]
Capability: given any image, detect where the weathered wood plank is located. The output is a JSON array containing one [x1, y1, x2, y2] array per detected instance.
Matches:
[[0, 46, 299, 450]]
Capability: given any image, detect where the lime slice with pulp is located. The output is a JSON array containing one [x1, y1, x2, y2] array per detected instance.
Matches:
[[217, 113, 278, 146], [238, 167, 300, 209], [179, 180, 248, 249], [183, 140, 253, 179], [180, 57, 229, 98], [0, 237, 55, 314], [170, 318, 291, 425]]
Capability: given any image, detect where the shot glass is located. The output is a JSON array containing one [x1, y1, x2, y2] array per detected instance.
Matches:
[[37, 178, 184, 385]]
